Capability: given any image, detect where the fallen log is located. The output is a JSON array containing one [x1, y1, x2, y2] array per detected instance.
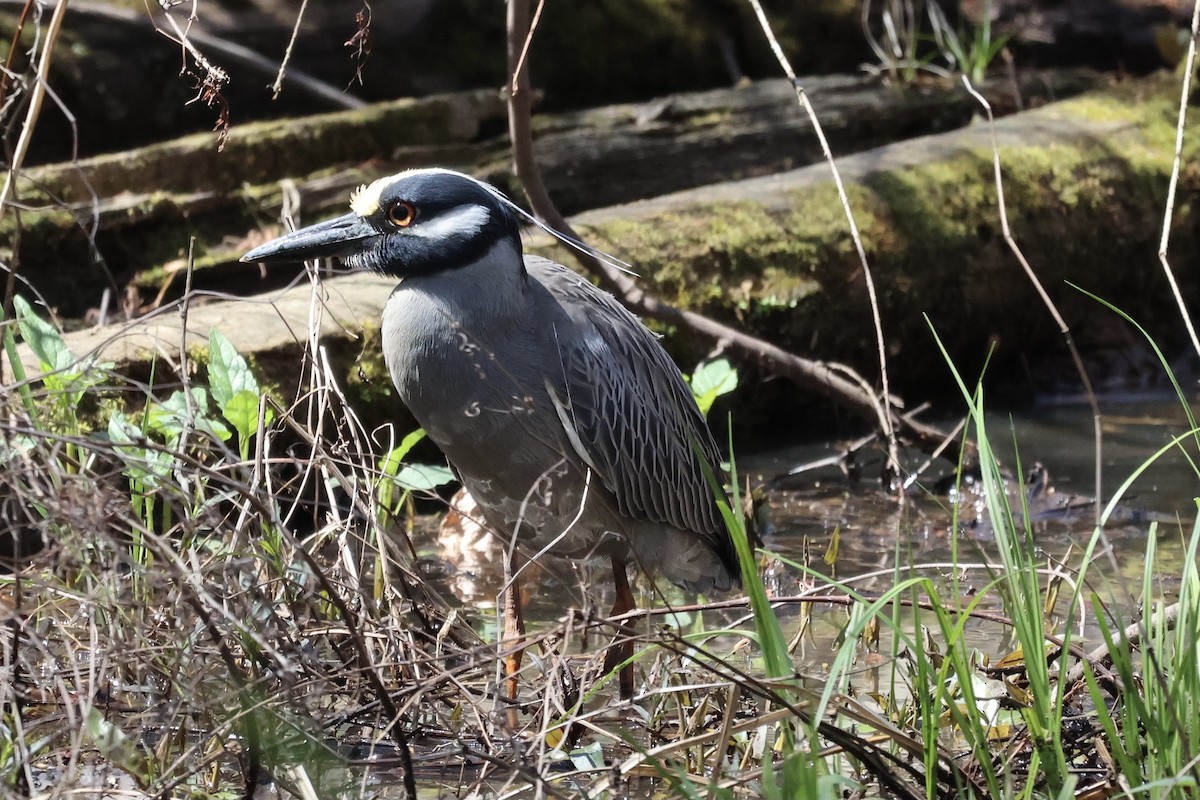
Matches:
[[7, 71, 1098, 317]]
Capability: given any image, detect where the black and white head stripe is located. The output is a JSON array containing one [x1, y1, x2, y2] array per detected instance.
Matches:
[[351, 168, 638, 278], [349, 168, 479, 217], [351, 169, 514, 234]]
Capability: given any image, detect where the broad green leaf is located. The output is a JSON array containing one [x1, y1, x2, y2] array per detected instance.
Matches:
[[85, 706, 132, 755], [0, 433, 35, 462], [85, 706, 158, 780], [108, 413, 173, 488], [208, 329, 260, 413], [222, 389, 270, 443], [14, 296, 74, 372], [377, 429, 452, 497], [690, 358, 739, 417], [107, 412, 141, 446], [146, 388, 232, 444], [394, 462, 455, 492]]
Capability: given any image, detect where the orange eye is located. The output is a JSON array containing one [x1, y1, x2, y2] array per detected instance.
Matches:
[[387, 200, 416, 228]]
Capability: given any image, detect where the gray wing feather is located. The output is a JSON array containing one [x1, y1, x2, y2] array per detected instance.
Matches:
[[530, 258, 730, 553]]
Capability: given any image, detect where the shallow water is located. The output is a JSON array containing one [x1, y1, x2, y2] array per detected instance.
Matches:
[[420, 397, 1198, 638]]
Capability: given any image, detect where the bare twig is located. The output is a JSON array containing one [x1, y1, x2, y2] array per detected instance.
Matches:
[[744, 0, 902, 484], [509, 0, 545, 95], [960, 77, 1104, 527], [0, 0, 35, 112], [271, 0, 310, 99], [344, 2, 372, 88], [0, 0, 69, 321], [25, 0, 366, 110], [1063, 599, 1183, 685], [150, 1, 232, 148], [0, 0, 69, 225], [1157, 0, 1200, 359]]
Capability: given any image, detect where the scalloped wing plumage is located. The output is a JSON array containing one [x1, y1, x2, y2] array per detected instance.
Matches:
[[529, 257, 736, 571]]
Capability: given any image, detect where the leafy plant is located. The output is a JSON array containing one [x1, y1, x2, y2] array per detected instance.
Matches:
[[861, 0, 948, 83], [12, 295, 112, 450], [689, 357, 739, 418], [861, 0, 1008, 84], [926, 0, 1010, 85], [208, 328, 274, 460], [376, 427, 455, 518]]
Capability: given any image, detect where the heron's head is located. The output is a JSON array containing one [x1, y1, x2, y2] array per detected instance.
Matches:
[[241, 169, 523, 277]]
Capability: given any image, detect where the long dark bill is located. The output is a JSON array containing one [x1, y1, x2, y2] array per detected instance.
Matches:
[[241, 213, 379, 264]]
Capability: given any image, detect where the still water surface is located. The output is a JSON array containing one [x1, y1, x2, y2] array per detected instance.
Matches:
[[424, 398, 1198, 632]]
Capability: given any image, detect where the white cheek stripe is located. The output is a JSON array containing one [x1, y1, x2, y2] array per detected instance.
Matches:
[[410, 204, 490, 240]]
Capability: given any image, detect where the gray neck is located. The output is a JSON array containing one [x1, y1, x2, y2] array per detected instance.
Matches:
[[399, 238, 526, 324], [380, 239, 529, 402]]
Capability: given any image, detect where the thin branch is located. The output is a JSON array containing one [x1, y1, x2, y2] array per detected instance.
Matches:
[[1157, 0, 1200, 359], [509, 0, 545, 95], [0, 0, 69, 320], [744, 0, 902, 485], [0, 0, 69, 226], [271, 0, 310, 100], [1063, 599, 1183, 685], [0, 0, 35, 112], [960, 77, 1104, 528]]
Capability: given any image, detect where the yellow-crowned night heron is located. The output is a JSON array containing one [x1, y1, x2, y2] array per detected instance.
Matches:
[[242, 168, 742, 699]]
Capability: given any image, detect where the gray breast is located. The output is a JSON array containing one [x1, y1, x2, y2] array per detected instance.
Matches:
[[380, 250, 737, 592], [379, 250, 604, 554]]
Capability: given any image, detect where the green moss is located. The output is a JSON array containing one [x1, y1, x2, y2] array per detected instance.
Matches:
[[557, 190, 848, 311], [343, 322, 396, 407], [0, 205, 75, 244], [682, 110, 734, 129], [16, 75, 1200, 411]]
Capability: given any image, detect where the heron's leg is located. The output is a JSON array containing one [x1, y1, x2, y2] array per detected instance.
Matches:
[[601, 554, 636, 699], [503, 552, 526, 725]]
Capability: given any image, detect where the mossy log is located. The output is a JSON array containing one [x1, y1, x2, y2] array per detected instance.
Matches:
[[7, 71, 1097, 317], [13, 75, 1197, 432]]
